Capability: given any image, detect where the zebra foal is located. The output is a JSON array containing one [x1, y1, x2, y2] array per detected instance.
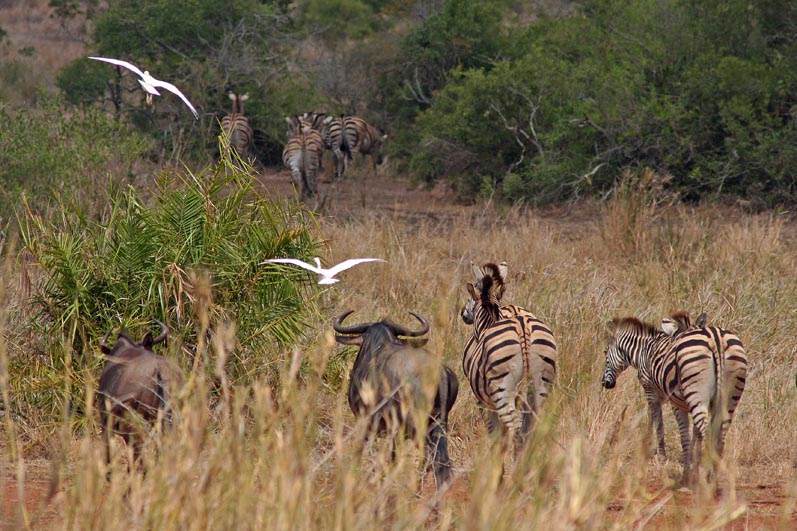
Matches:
[[601, 311, 747, 485], [462, 262, 557, 451]]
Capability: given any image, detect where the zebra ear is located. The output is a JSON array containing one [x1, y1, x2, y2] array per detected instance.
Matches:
[[471, 262, 483, 282], [240, 94, 249, 101], [381, 134, 388, 141], [323, 115, 333, 124], [498, 261, 508, 282], [661, 318, 679, 337], [695, 312, 708, 328], [229, 92, 236, 101]]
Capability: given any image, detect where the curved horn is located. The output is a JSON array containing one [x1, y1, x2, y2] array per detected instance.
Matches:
[[391, 312, 430, 337], [152, 319, 169, 345], [99, 328, 113, 354], [332, 311, 371, 335]]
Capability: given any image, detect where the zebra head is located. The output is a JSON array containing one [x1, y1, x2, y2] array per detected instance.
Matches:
[[601, 318, 633, 389]]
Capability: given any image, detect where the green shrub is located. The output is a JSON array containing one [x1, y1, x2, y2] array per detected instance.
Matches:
[[400, 0, 797, 206], [16, 154, 320, 422], [0, 95, 151, 222]]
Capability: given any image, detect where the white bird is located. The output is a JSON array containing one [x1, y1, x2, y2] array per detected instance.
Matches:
[[261, 257, 385, 285], [89, 56, 199, 119]]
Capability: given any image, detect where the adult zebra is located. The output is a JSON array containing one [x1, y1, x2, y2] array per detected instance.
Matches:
[[601, 312, 747, 485], [221, 93, 253, 159], [283, 114, 326, 202], [342, 116, 386, 172], [462, 262, 557, 451]]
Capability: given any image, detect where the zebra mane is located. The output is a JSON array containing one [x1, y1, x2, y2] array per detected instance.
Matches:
[[669, 310, 692, 330], [481, 262, 505, 290], [612, 317, 659, 336], [477, 274, 502, 321]]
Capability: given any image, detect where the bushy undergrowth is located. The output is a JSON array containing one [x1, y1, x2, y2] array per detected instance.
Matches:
[[402, 1, 797, 206], [0, 96, 151, 223], [12, 155, 320, 426]]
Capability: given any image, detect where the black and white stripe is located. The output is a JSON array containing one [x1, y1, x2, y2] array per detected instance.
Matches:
[[221, 93, 253, 158], [342, 116, 386, 172], [283, 115, 325, 201], [602, 312, 747, 484], [462, 263, 557, 444]]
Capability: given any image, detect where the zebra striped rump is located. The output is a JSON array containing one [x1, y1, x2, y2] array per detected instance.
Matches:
[[283, 115, 325, 201], [602, 312, 747, 484], [462, 262, 557, 442], [221, 93, 253, 158]]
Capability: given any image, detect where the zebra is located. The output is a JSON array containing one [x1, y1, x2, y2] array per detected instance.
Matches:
[[283, 114, 326, 202], [295, 113, 347, 178], [220, 93, 253, 158], [462, 262, 557, 451], [342, 116, 387, 172], [601, 311, 747, 485], [322, 115, 346, 178]]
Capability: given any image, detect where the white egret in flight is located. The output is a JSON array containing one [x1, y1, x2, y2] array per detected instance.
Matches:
[[89, 56, 199, 119], [261, 257, 385, 285]]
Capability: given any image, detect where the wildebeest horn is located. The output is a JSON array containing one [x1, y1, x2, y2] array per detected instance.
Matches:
[[152, 319, 168, 345], [332, 311, 371, 335], [100, 328, 113, 354], [391, 312, 429, 337]]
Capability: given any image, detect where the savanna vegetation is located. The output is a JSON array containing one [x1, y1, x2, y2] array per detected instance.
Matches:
[[1, 0, 797, 529]]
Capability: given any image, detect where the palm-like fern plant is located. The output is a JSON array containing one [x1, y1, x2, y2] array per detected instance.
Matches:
[[17, 155, 319, 418]]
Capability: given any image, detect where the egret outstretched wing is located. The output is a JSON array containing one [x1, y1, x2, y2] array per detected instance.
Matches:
[[324, 258, 385, 276], [147, 78, 199, 119], [262, 258, 324, 274], [89, 56, 146, 78]]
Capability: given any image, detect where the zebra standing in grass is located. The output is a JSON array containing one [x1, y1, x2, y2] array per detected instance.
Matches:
[[601, 311, 747, 485], [297, 113, 347, 178], [221, 93, 253, 158], [462, 262, 557, 449], [342, 116, 387, 172], [283, 114, 326, 201]]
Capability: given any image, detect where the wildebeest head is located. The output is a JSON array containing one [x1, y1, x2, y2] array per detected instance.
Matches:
[[100, 319, 169, 356], [333, 310, 429, 349]]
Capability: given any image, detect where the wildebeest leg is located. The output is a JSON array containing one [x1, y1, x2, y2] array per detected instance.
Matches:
[[425, 418, 452, 487]]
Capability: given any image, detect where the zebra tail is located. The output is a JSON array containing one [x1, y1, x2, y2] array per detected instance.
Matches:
[[341, 135, 353, 161], [708, 328, 726, 446]]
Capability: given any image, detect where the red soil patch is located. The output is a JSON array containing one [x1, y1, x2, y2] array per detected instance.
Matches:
[[1, 474, 61, 530]]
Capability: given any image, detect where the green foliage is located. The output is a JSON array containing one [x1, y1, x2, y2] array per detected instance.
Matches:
[[389, 0, 508, 112], [0, 95, 151, 222], [56, 58, 109, 106], [17, 155, 320, 418], [399, 0, 797, 206], [56, 0, 307, 160], [302, 0, 378, 40]]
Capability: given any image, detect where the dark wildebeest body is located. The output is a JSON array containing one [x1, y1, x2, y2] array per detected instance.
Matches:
[[334, 311, 459, 487], [97, 320, 183, 470]]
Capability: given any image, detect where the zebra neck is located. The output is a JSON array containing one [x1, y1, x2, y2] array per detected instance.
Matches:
[[628, 334, 668, 371], [473, 306, 499, 337]]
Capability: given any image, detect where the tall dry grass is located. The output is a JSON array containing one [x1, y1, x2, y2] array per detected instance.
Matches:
[[3, 183, 797, 529]]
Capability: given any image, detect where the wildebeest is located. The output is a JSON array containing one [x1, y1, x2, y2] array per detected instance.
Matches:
[[97, 320, 184, 470], [333, 310, 459, 487]]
